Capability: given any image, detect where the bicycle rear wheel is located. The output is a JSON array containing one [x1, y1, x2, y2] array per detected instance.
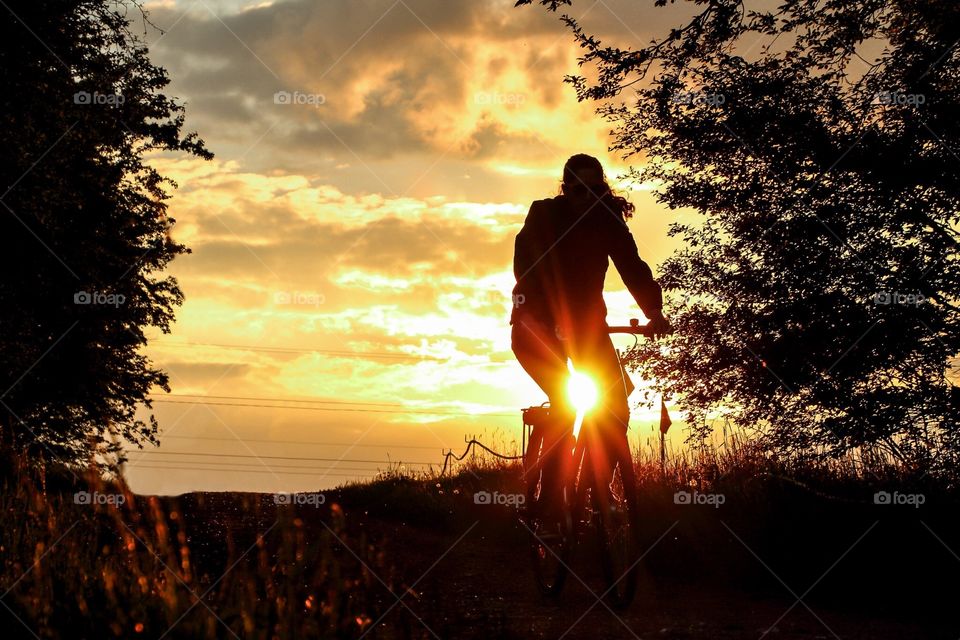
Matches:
[[524, 433, 572, 598], [593, 460, 641, 609]]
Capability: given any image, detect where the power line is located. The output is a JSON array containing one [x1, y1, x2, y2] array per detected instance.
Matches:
[[149, 340, 515, 364], [125, 459, 405, 472], [161, 393, 405, 407], [151, 398, 515, 418], [126, 464, 380, 478], [151, 341, 446, 361], [158, 434, 450, 449], [153, 393, 515, 417], [125, 451, 438, 465]]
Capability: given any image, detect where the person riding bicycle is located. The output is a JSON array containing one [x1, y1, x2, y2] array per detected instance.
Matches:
[[511, 153, 670, 512]]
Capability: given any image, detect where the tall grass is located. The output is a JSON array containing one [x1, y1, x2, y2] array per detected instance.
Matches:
[[1, 455, 388, 639], [398, 420, 945, 505], [1, 427, 948, 639]]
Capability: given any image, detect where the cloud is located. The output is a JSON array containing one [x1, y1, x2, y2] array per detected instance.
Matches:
[[159, 158, 523, 289], [123, 0, 691, 494], [135, 0, 608, 171], [151, 156, 524, 368]]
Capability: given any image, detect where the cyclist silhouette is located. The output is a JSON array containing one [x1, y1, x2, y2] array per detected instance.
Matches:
[[511, 153, 670, 511]]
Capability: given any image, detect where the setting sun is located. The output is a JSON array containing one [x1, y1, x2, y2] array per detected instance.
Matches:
[[566, 359, 598, 415], [3, 0, 954, 637]]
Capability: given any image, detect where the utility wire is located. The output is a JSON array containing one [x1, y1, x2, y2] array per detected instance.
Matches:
[[151, 398, 515, 418], [127, 464, 377, 478], [161, 393, 406, 407], [126, 459, 404, 472], [149, 340, 515, 364], [125, 450, 438, 465], [151, 341, 445, 360], [126, 439, 519, 479], [157, 433, 449, 449]]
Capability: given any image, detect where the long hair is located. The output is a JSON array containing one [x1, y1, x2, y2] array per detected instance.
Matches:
[[560, 153, 635, 221]]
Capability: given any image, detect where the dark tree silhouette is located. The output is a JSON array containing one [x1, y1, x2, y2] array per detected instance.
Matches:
[[518, 0, 960, 472], [0, 1, 211, 469]]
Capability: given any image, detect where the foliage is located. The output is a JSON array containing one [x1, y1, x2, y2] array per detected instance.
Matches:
[[519, 0, 960, 472], [0, 466, 385, 639], [0, 1, 211, 468]]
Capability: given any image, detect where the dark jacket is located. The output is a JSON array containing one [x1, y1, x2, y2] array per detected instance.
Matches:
[[511, 195, 662, 332]]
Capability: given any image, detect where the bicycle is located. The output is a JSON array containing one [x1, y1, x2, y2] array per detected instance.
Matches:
[[521, 318, 654, 609]]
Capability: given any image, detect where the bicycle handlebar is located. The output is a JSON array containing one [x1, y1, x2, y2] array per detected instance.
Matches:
[[606, 318, 659, 336]]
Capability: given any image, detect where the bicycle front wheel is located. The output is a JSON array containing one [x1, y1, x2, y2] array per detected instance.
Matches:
[[593, 461, 641, 609], [524, 450, 573, 598]]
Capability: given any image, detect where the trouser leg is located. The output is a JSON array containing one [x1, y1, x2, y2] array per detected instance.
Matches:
[[512, 318, 573, 511], [571, 329, 634, 490]]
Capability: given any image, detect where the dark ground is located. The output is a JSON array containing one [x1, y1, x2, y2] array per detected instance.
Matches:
[[169, 473, 959, 639]]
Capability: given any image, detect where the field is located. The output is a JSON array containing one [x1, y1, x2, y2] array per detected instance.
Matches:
[[1, 443, 957, 639]]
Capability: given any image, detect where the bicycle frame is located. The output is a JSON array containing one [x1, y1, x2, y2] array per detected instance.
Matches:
[[521, 318, 650, 463], [521, 318, 654, 606]]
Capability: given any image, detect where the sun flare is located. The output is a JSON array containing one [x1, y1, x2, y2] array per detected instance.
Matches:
[[566, 359, 598, 414]]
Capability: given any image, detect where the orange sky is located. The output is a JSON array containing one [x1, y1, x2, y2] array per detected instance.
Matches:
[[124, 0, 698, 494]]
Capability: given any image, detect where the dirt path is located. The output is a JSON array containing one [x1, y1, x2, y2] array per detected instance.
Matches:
[[341, 509, 945, 640], [170, 489, 955, 639]]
